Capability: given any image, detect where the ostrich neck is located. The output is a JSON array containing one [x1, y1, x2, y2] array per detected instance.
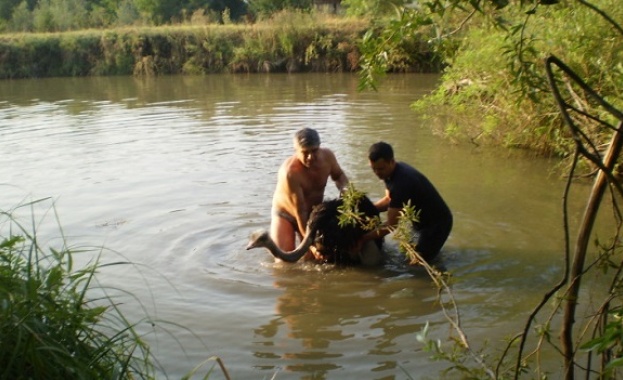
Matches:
[[266, 228, 316, 263]]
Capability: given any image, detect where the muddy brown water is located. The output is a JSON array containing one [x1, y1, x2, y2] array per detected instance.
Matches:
[[0, 73, 609, 379]]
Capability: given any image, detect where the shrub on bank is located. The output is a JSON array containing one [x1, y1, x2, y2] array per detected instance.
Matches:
[[0, 23, 360, 78], [411, 0, 623, 159], [0, 11, 442, 79], [0, 12, 434, 79]]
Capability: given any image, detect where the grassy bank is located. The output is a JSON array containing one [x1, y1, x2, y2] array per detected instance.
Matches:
[[0, 12, 441, 79]]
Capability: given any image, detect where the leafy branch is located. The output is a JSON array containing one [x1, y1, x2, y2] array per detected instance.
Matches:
[[337, 183, 381, 231]]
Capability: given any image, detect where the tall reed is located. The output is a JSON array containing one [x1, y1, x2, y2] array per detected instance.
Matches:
[[0, 199, 156, 379]]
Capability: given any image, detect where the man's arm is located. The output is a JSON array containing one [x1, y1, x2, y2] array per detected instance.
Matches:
[[360, 206, 400, 243], [290, 180, 309, 236], [334, 171, 349, 194], [374, 189, 391, 212], [328, 149, 349, 192]]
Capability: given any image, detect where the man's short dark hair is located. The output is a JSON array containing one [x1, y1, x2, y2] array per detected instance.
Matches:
[[368, 141, 394, 162], [295, 128, 321, 148]]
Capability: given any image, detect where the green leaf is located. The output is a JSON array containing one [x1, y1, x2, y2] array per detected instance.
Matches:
[[606, 357, 623, 370]]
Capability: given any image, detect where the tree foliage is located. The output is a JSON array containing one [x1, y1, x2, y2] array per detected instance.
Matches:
[[360, 0, 623, 158], [0, 0, 250, 31], [359, 0, 623, 378], [341, 0, 406, 17], [247, 0, 312, 17]]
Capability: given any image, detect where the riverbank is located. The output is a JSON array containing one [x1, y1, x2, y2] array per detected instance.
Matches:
[[0, 15, 441, 79]]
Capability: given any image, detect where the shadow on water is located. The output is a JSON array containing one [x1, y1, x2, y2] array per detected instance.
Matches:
[[250, 258, 442, 378], [242, 237, 554, 379]]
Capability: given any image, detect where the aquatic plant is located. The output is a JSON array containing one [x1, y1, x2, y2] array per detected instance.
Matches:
[[0, 199, 232, 379], [0, 199, 156, 379]]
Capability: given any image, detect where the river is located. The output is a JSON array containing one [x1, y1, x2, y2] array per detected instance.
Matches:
[[0, 73, 608, 379]]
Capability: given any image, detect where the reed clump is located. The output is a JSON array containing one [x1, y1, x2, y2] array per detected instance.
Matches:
[[0, 202, 156, 379]]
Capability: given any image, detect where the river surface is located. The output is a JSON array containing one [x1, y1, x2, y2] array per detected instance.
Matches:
[[0, 73, 609, 379]]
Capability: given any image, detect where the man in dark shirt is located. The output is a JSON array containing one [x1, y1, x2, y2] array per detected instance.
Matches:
[[359, 141, 453, 263]]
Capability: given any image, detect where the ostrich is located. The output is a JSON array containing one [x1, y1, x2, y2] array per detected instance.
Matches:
[[247, 195, 384, 266]]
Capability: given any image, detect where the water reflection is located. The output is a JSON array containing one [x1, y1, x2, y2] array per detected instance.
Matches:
[[251, 262, 440, 378]]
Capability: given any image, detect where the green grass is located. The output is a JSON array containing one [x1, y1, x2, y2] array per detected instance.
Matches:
[[0, 198, 237, 379], [0, 198, 158, 379], [0, 13, 371, 78]]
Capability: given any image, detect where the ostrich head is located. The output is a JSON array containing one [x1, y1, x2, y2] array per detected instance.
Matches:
[[246, 230, 272, 250], [246, 228, 317, 263]]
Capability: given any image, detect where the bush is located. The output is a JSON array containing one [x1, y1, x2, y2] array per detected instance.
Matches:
[[0, 17, 382, 78], [411, 0, 623, 158]]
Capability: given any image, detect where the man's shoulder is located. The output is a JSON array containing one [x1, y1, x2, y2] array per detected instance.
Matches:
[[319, 148, 339, 166], [397, 162, 421, 176], [279, 156, 298, 175], [283, 156, 309, 176], [391, 162, 424, 186], [319, 146, 336, 157], [281, 155, 298, 167]]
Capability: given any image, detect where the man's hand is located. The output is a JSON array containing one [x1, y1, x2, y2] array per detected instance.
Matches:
[[309, 245, 326, 262]]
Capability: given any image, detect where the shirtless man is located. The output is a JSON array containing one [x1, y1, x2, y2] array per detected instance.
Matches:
[[270, 128, 349, 260]]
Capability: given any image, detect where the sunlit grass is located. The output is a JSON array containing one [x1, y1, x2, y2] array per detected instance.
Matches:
[[0, 9, 384, 78], [0, 198, 229, 379], [0, 11, 369, 39]]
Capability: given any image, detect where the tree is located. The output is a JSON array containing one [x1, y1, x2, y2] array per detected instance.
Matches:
[[115, 0, 140, 25], [133, 0, 181, 23], [185, 0, 248, 22], [31, 0, 89, 31], [87, 0, 123, 26], [10, 1, 33, 31], [0, 0, 22, 21], [341, 0, 406, 17], [359, 0, 623, 378], [247, 0, 312, 17]]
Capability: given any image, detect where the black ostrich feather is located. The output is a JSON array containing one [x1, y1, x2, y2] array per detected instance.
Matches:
[[310, 195, 383, 265]]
